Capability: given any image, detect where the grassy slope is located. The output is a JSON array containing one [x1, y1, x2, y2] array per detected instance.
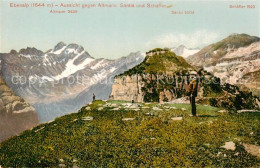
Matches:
[[210, 33, 259, 52], [118, 51, 192, 77], [0, 100, 259, 167]]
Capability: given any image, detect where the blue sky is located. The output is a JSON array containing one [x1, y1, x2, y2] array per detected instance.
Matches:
[[0, 0, 259, 59]]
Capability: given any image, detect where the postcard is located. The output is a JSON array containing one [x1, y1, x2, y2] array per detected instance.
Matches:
[[0, 0, 259, 167]]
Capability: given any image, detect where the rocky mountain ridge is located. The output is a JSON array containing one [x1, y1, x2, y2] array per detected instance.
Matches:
[[186, 34, 260, 96], [186, 33, 259, 66], [0, 43, 145, 122]]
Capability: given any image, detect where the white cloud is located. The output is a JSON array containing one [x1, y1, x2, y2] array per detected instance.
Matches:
[[145, 30, 219, 49]]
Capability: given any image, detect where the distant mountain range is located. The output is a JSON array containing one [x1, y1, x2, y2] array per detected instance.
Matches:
[[0, 33, 259, 124], [186, 33, 260, 96], [0, 42, 145, 122]]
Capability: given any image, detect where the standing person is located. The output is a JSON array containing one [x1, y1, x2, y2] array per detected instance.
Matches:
[[187, 71, 198, 116], [92, 93, 96, 102]]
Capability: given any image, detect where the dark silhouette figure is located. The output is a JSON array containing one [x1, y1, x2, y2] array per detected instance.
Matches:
[[187, 71, 198, 116], [92, 93, 96, 102]]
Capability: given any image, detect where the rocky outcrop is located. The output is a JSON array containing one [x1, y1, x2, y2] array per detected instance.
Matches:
[[0, 75, 39, 142], [110, 74, 144, 102], [110, 73, 190, 103], [110, 49, 196, 103]]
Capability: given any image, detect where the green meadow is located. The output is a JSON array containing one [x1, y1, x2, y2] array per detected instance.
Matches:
[[0, 100, 259, 167]]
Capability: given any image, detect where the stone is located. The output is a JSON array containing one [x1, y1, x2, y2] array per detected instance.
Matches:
[[111, 104, 117, 107], [59, 164, 66, 167], [122, 103, 132, 107], [171, 117, 183, 121], [221, 141, 236, 151], [122, 118, 135, 121], [237, 109, 259, 113], [217, 152, 222, 157], [82, 116, 93, 121], [243, 143, 260, 158], [170, 97, 189, 104], [97, 107, 103, 111], [85, 107, 91, 110], [152, 107, 162, 111], [218, 109, 227, 113]]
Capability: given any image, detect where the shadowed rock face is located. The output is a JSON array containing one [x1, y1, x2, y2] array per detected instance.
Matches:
[[0, 75, 39, 142]]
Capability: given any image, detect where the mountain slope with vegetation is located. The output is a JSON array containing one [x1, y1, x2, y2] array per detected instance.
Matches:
[[186, 34, 260, 96], [197, 71, 259, 111], [187, 33, 259, 66], [111, 49, 194, 103], [0, 100, 259, 167], [119, 48, 193, 76]]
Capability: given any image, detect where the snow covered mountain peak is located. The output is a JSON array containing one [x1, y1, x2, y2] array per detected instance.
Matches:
[[53, 42, 66, 52], [0, 44, 145, 122], [171, 45, 200, 58], [48, 42, 92, 61]]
